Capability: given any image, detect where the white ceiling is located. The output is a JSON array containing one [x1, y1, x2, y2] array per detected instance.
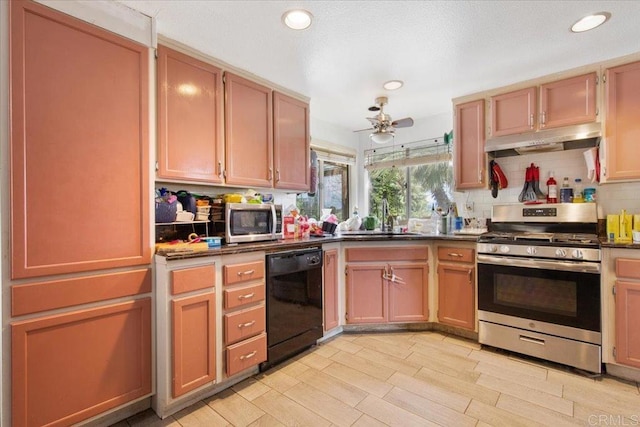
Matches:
[[118, 0, 640, 132]]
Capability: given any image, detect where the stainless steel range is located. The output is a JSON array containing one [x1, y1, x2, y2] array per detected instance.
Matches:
[[477, 203, 602, 373]]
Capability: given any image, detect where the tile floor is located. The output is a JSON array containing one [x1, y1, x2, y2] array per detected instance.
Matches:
[[115, 332, 640, 426]]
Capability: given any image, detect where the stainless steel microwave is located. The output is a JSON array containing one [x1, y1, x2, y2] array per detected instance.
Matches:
[[225, 203, 283, 243]]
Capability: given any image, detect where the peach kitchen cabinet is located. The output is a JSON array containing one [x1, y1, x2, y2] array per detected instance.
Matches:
[[614, 257, 640, 369], [436, 244, 476, 331], [224, 72, 274, 188], [9, 0, 150, 279], [603, 60, 640, 181], [345, 245, 429, 324], [11, 270, 152, 427], [323, 245, 340, 331], [490, 73, 597, 137], [273, 91, 311, 191], [454, 99, 486, 190], [157, 44, 224, 183], [154, 256, 219, 418], [223, 253, 268, 376]]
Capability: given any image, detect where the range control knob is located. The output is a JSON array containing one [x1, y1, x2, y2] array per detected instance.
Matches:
[[555, 248, 567, 257], [571, 249, 584, 259], [526, 247, 537, 255], [488, 245, 498, 253], [500, 245, 510, 254]]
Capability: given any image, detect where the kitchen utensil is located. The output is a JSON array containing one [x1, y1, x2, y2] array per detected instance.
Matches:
[[518, 165, 537, 202], [489, 160, 499, 198], [532, 165, 545, 199]]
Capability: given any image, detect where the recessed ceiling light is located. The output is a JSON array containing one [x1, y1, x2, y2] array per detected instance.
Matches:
[[383, 80, 404, 91], [282, 10, 313, 30], [571, 12, 611, 33]]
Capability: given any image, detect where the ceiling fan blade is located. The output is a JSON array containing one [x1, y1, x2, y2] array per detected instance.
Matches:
[[353, 127, 374, 133], [391, 117, 414, 128]]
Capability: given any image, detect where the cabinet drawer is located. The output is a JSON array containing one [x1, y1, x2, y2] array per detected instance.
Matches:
[[346, 246, 428, 262], [437, 247, 475, 263], [224, 305, 266, 345], [224, 283, 265, 310], [616, 258, 640, 280], [171, 265, 215, 295], [226, 332, 267, 376], [224, 261, 265, 286]]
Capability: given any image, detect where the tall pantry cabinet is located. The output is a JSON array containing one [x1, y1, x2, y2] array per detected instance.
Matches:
[[8, 1, 152, 426]]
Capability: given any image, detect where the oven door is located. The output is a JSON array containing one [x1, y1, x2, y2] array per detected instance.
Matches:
[[477, 254, 601, 333]]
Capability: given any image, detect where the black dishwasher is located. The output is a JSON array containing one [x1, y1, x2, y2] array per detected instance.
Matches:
[[260, 247, 323, 371]]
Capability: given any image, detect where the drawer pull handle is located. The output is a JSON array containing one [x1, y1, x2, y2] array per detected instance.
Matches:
[[238, 293, 255, 300], [448, 253, 464, 258], [238, 320, 256, 328], [237, 269, 255, 276], [519, 335, 545, 346], [240, 350, 257, 360]]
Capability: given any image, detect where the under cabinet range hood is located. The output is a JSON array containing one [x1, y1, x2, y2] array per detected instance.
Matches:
[[485, 122, 602, 157]]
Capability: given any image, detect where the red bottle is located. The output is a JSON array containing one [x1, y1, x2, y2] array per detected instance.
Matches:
[[546, 172, 558, 203]]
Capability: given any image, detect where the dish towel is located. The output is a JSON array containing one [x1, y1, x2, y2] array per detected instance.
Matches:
[[583, 147, 598, 183]]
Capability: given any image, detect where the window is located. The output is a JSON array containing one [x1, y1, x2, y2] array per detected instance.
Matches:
[[367, 136, 453, 224], [296, 146, 354, 221]]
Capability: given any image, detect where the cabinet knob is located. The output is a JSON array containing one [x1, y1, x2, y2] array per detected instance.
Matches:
[[268, 168, 273, 181], [238, 292, 255, 300], [237, 269, 255, 276], [529, 114, 534, 129], [448, 252, 463, 258], [238, 320, 256, 328], [541, 111, 546, 127], [276, 169, 281, 182], [240, 350, 257, 360], [218, 161, 223, 178]]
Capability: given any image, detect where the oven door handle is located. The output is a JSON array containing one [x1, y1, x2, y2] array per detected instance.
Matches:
[[477, 254, 600, 274]]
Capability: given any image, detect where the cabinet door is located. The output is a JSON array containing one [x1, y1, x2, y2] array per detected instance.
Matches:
[[157, 45, 224, 183], [10, 0, 150, 278], [490, 87, 536, 136], [172, 292, 216, 397], [388, 263, 429, 322], [323, 249, 339, 331], [224, 72, 273, 187], [346, 265, 387, 323], [12, 299, 151, 427], [615, 280, 640, 368], [454, 99, 485, 190], [604, 61, 640, 181], [540, 73, 597, 129], [273, 91, 310, 191], [437, 264, 475, 330]]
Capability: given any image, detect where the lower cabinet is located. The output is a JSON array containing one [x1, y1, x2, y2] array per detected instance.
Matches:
[[11, 298, 152, 427], [614, 257, 640, 369], [154, 256, 219, 418], [172, 292, 216, 397], [345, 245, 429, 324], [436, 245, 476, 331]]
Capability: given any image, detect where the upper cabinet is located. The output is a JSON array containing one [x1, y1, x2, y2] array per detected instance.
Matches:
[[224, 72, 274, 188], [10, 0, 150, 278], [603, 60, 640, 181], [489, 73, 597, 137], [454, 99, 486, 190], [273, 91, 310, 191], [157, 45, 224, 183], [491, 87, 536, 136]]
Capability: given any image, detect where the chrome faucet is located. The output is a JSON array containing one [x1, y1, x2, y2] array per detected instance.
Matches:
[[381, 198, 389, 232]]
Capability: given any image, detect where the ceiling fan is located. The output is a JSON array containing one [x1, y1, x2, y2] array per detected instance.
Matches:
[[354, 96, 414, 143]]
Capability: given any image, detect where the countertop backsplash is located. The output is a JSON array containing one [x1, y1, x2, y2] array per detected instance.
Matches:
[[461, 149, 640, 219]]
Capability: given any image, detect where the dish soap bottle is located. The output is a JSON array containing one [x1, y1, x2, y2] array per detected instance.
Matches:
[[573, 178, 584, 203], [546, 172, 558, 204]]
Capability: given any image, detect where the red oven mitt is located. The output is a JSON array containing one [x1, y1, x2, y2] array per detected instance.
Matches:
[[492, 161, 508, 189]]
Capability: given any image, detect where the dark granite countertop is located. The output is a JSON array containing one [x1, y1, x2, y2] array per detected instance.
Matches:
[[600, 238, 640, 249], [156, 232, 480, 260]]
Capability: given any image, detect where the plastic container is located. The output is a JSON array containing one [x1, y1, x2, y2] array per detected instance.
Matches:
[[583, 187, 596, 202], [203, 237, 222, 248]]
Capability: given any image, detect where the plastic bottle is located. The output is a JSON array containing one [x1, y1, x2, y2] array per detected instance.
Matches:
[[560, 177, 573, 203], [546, 172, 558, 204], [573, 178, 584, 203]]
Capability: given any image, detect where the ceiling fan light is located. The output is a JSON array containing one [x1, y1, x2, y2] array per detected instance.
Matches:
[[571, 12, 610, 33], [370, 132, 394, 144], [383, 80, 404, 91], [282, 10, 313, 30]]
